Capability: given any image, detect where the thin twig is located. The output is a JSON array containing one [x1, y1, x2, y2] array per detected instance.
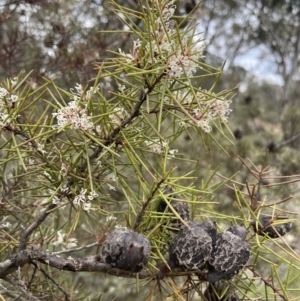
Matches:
[[53, 242, 99, 255], [90, 72, 166, 162], [133, 177, 166, 230], [18, 203, 57, 251], [248, 267, 288, 301], [260, 196, 293, 207], [30, 261, 70, 301], [27, 263, 37, 290], [4, 275, 40, 301]]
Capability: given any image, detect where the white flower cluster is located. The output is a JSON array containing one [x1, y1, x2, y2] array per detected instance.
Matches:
[[51, 230, 78, 249], [60, 162, 68, 177], [191, 93, 232, 133], [104, 172, 118, 191], [73, 188, 98, 212], [145, 138, 178, 157], [148, 3, 176, 55], [53, 100, 93, 131], [118, 39, 142, 63], [0, 218, 12, 229], [70, 83, 98, 103], [106, 214, 117, 222], [0, 87, 19, 130], [145, 139, 168, 154], [109, 106, 128, 126], [11, 77, 18, 87], [37, 142, 46, 155], [52, 83, 98, 131], [166, 89, 232, 133], [166, 42, 205, 78], [52, 196, 60, 205], [118, 0, 205, 79], [0, 87, 18, 105], [0, 111, 11, 130]]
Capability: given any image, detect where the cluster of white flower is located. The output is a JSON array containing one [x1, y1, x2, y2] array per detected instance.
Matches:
[[145, 138, 177, 157], [0, 87, 7, 98], [60, 183, 70, 193], [191, 93, 232, 133], [70, 83, 84, 100], [0, 87, 18, 106], [70, 83, 99, 103], [165, 89, 232, 132], [0, 112, 12, 130], [0, 86, 19, 130], [60, 162, 68, 176], [37, 142, 46, 155], [52, 196, 60, 205], [43, 170, 53, 180], [11, 77, 18, 86], [52, 100, 93, 131], [73, 188, 98, 212], [52, 83, 99, 131], [0, 218, 12, 229], [145, 138, 168, 154], [166, 42, 205, 78], [161, 0, 176, 21], [104, 172, 118, 191], [51, 230, 78, 249], [118, 84, 126, 92], [155, 0, 206, 79], [148, 4, 176, 56], [109, 106, 128, 126], [106, 214, 117, 222], [205, 97, 232, 122], [118, 39, 142, 63], [118, 0, 205, 80], [168, 148, 178, 158]]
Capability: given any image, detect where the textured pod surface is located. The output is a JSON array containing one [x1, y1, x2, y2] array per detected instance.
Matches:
[[168, 220, 216, 270], [168, 201, 190, 229], [253, 216, 293, 238], [208, 225, 250, 282], [101, 227, 151, 272], [157, 188, 190, 230], [204, 283, 240, 301]]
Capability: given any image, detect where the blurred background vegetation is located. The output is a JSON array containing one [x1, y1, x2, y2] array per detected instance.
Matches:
[[0, 0, 300, 300]]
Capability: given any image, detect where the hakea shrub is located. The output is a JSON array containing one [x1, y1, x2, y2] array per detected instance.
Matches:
[[0, 1, 298, 301]]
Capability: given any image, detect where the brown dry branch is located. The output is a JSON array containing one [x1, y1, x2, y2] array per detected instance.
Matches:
[[0, 247, 207, 281], [248, 267, 288, 301]]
